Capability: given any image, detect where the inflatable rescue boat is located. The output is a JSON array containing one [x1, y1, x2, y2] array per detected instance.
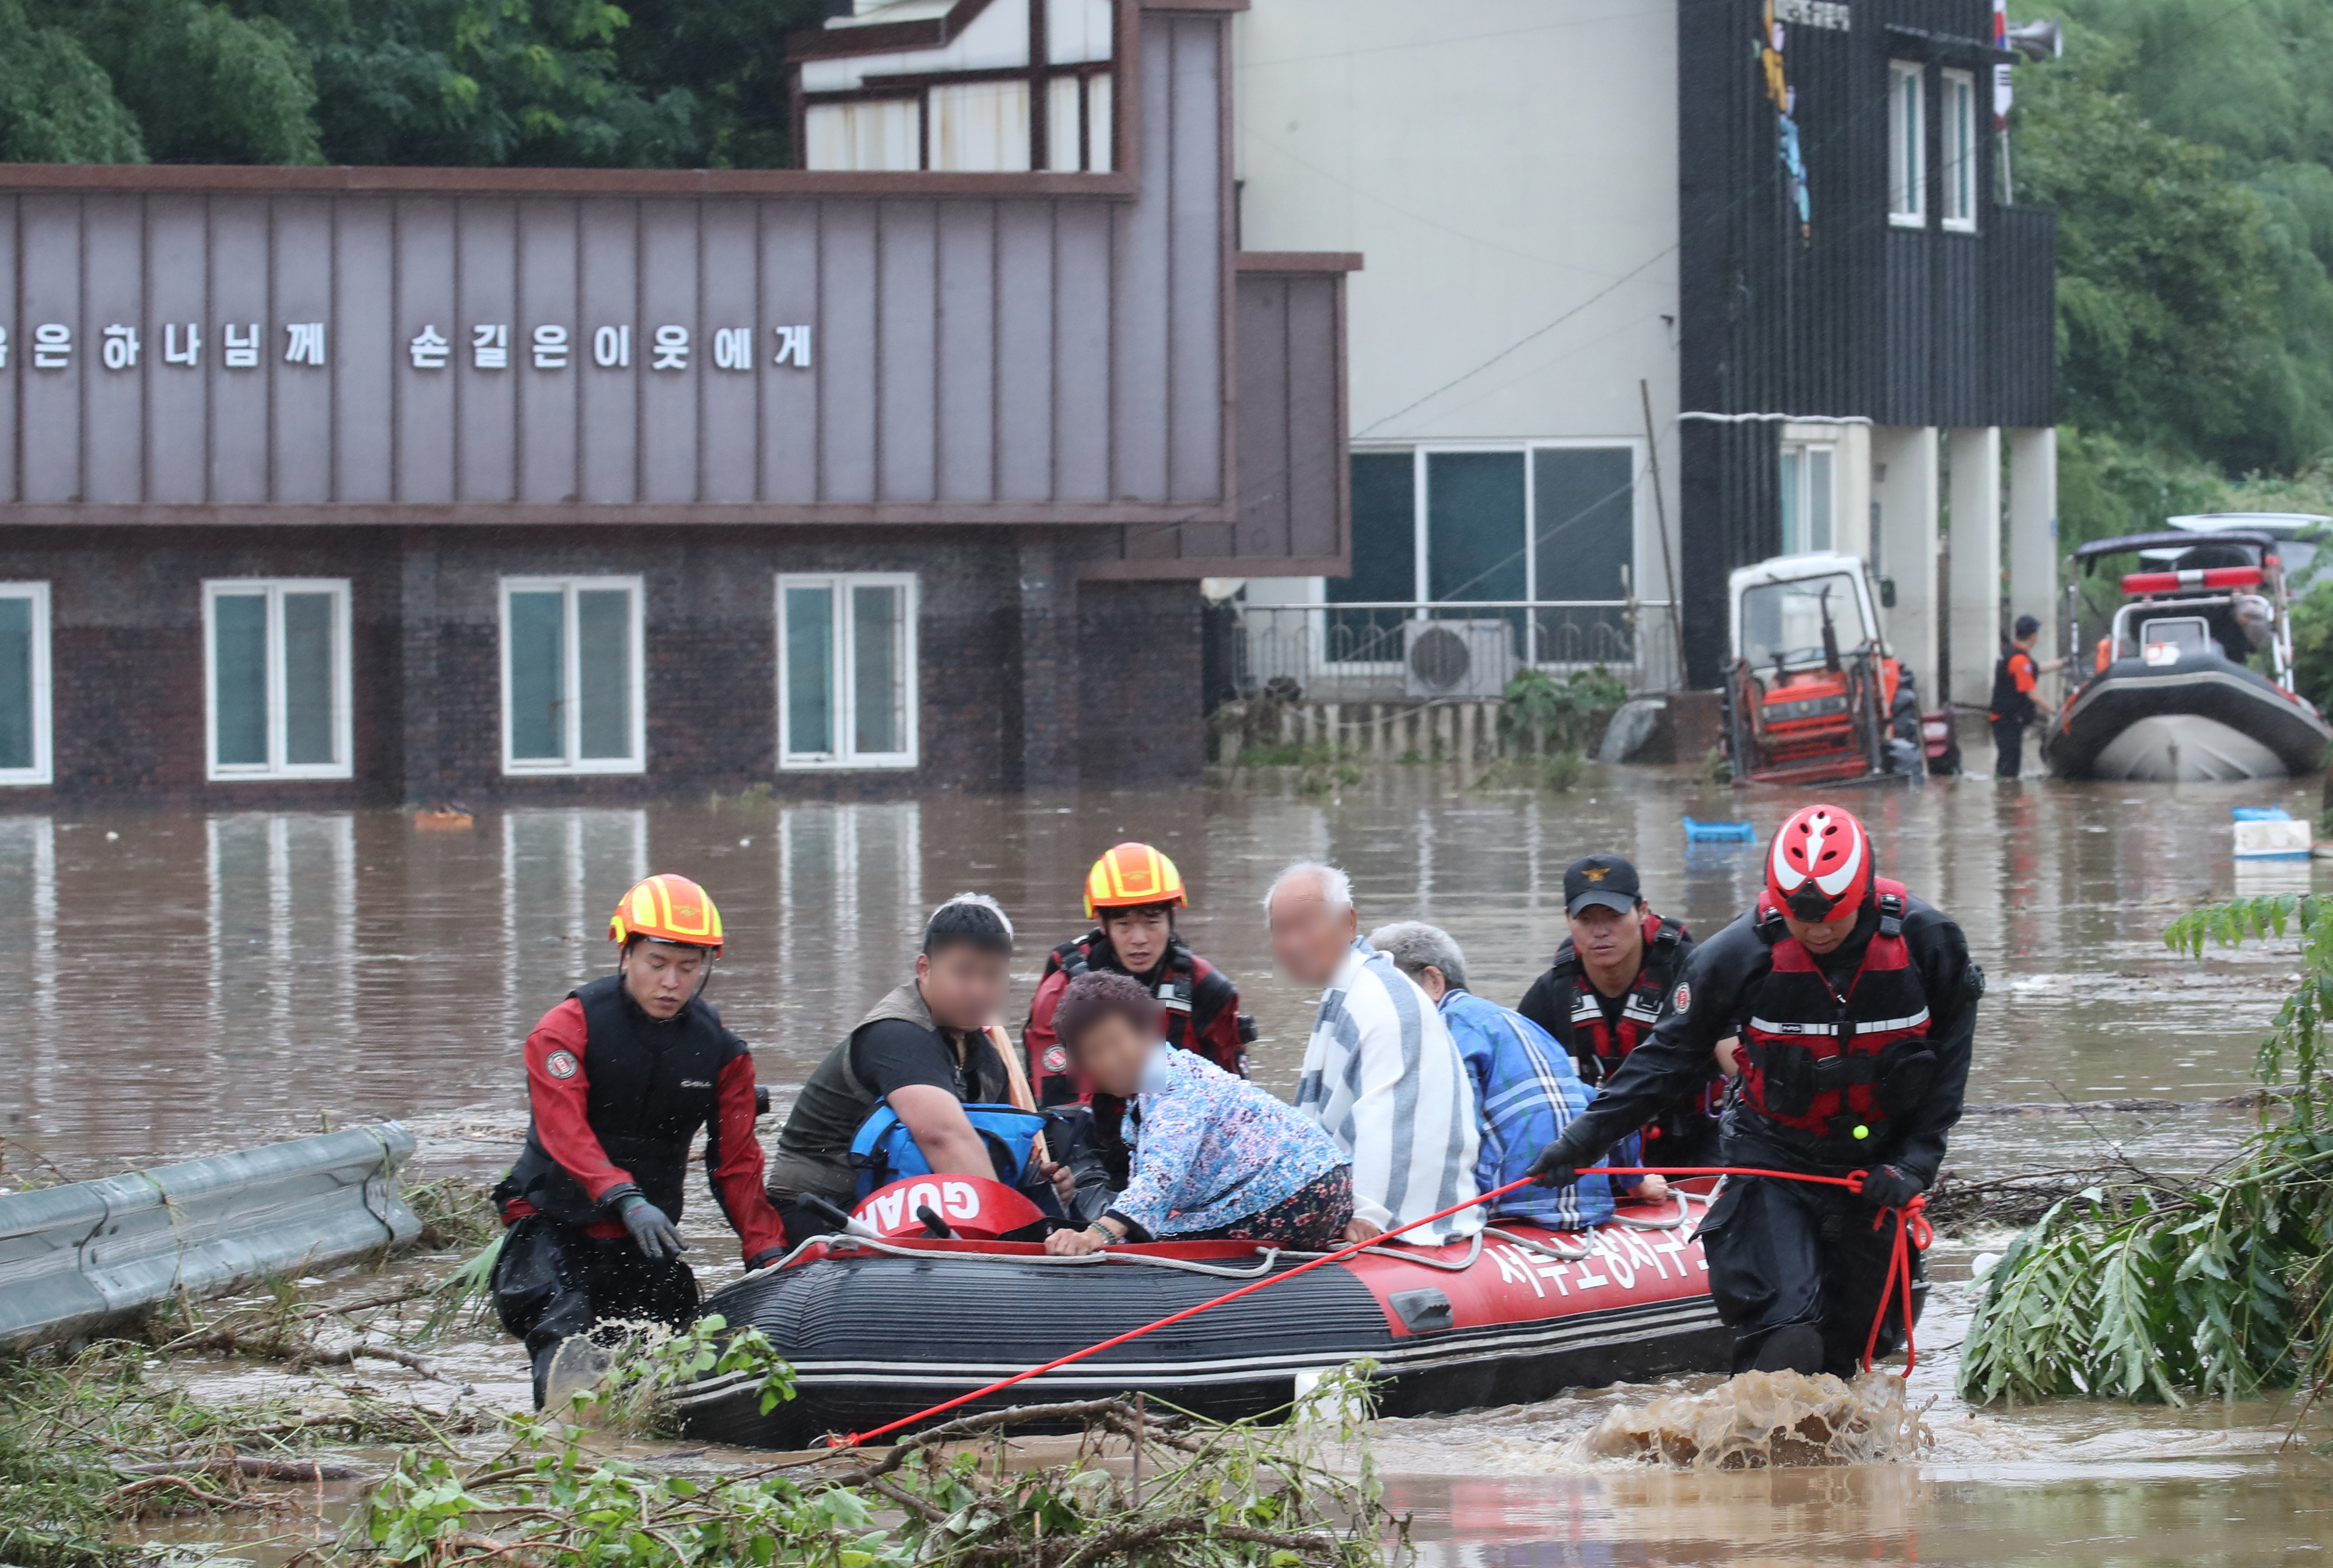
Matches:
[[2048, 527, 2333, 781], [674, 1175, 1729, 1448]]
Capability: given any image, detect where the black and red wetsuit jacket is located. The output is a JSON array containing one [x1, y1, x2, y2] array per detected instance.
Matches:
[[1552, 886, 1982, 1183], [495, 973, 787, 1264], [1024, 931, 1251, 1102], [1516, 913, 1721, 1149]]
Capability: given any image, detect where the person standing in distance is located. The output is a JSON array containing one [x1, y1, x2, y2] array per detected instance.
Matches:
[[1989, 613, 2064, 779], [1527, 806, 1981, 1376]]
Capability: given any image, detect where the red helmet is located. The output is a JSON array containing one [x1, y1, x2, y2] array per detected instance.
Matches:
[[1766, 804, 1873, 924]]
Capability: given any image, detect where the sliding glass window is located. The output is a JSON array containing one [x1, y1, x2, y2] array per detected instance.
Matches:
[[778, 574, 918, 771], [500, 577, 645, 775], [204, 579, 352, 781], [0, 583, 52, 786]]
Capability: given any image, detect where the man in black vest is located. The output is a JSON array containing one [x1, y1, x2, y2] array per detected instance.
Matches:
[[492, 874, 788, 1406], [1527, 807, 1981, 1376], [766, 894, 1084, 1239], [1988, 614, 2062, 778], [1516, 854, 1724, 1169]]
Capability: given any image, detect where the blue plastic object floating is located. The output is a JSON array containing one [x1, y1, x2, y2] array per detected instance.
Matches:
[[2230, 805, 2293, 822], [1683, 816, 1757, 843]]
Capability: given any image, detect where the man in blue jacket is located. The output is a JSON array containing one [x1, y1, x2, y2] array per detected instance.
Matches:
[[1371, 921, 1661, 1229]]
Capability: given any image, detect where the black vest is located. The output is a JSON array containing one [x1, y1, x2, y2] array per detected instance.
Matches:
[[767, 981, 1012, 1202], [1042, 931, 1240, 1064], [502, 974, 744, 1224]]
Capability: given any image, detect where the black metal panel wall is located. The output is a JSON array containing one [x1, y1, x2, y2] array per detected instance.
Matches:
[[1679, 418, 1782, 684], [1987, 204, 2057, 429]]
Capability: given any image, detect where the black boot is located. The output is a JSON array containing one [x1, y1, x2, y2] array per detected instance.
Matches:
[[1747, 1323, 1826, 1376]]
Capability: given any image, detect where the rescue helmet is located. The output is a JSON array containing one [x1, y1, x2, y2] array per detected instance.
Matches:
[[1765, 804, 1872, 924], [609, 873, 725, 956], [1083, 842, 1188, 921]]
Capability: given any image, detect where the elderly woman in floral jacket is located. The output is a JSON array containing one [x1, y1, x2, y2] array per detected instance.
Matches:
[[1043, 970, 1353, 1254]]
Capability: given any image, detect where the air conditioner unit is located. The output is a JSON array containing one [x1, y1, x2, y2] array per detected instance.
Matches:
[[1403, 619, 1516, 700]]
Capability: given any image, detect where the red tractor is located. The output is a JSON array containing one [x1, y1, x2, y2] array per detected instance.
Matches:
[[1722, 553, 1954, 786]]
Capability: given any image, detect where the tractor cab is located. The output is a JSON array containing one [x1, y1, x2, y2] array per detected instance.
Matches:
[[1723, 553, 1941, 786]]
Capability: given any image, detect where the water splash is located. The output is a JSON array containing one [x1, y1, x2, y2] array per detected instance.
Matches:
[[1581, 1370, 1931, 1469]]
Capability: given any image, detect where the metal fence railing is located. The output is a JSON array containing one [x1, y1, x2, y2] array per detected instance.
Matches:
[[1225, 600, 1683, 701]]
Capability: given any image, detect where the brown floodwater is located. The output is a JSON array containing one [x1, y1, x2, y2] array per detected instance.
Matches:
[[6, 762, 2331, 1563]]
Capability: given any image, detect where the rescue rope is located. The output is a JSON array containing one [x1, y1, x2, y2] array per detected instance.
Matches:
[[823, 1163, 1925, 1449]]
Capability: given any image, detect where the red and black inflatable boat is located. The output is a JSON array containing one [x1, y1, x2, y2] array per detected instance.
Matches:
[[673, 1177, 1728, 1448]]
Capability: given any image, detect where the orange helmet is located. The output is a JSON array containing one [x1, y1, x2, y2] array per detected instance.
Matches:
[[609, 874, 725, 955], [1083, 843, 1188, 921]]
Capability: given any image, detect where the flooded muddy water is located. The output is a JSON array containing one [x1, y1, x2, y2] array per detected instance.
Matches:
[[5, 763, 2331, 1563]]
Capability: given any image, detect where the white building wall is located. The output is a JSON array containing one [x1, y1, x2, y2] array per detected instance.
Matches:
[[1233, 1, 1681, 622]]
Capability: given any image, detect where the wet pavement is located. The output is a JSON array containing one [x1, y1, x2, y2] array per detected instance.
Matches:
[[6, 761, 2332, 1564]]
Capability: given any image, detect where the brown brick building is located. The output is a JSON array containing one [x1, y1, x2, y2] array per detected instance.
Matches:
[[0, 0, 1351, 805]]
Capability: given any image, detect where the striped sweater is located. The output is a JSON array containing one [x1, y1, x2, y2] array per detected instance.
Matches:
[[1294, 938, 1483, 1243]]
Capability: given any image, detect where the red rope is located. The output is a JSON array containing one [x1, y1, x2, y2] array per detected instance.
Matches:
[[825, 1162, 1908, 1448], [1862, 1194, 1933, 1377]]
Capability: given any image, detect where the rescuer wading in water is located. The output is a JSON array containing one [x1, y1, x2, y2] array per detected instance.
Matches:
[[491, 874, 788, 1408], [1528, 805, 1981, 1376]]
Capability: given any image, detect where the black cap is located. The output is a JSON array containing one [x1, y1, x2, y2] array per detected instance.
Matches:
[[1564, 854, 1642, 917]]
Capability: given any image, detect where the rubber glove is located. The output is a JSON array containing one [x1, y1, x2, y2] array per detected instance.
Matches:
[[1859, 1163, 1923, 1210], [1528, 1126, 1601, 1188], [614, 1192, 685, 1260]]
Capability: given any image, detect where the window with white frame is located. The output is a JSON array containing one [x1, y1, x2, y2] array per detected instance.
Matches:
[[1778, 442, 1838, 555], [778, 574, 918, 770], [0, 583, 52, 786], [500, 577, 645, 775], [1940, 68, 1978, 230], [1888, 60, 1926, 226], [204, 579, 352, 781]]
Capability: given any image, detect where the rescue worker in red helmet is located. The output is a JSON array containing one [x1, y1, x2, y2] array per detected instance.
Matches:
[[1515, 853, 1726, 1170], [1024, 843, 1256, 1184], [491, 874, 787, 1408], [1526, 806, 1981, 1377]]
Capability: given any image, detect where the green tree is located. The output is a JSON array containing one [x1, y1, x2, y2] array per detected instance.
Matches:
[[607, 0, 828, 169], [0, 0, 147, 163], [31, 0, 320, 164]]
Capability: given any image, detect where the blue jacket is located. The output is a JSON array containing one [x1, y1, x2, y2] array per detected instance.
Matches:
[[1439, 988, 1634, 1229], [1113, 1046, 1348, 1239]]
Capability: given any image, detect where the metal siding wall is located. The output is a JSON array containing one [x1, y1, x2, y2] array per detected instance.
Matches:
[[517, 201, 579, 504], [0, 198, 15, 501], [993, 204, 1055, 504], [1934, 237, 1982, 428], [1232, 275, 1288, 559], [817, 201, 878, 503], [21, 196, 81, 503], [1281, 273, 1341, 560], [1052, 202, 1112, 503], [1988, 205, 2056, 428], [1111, 9, 1175, 511], [334, 199, 393, 503], [1164, 13, 1222, 510], [83, 198, 143, 504], [1884, 230, 1930, 425], [875, 201, 938, 504], [274, 198, 334, 503], [212, 198, 274, 504], [936, 202, 997, 504], [700, 201, 758, 504], [638, 200, 700, 504], [457, 199, 517, 503], [758, 205, 819, 504], [393, 198, 455, 505], [576, 202, 638, 504]]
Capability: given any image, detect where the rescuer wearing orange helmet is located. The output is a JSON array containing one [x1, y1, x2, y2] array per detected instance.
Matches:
[[1023, 843, 1256, 1184], [1526, 806, 1982, 1377], [491, 874, 787, 1407]]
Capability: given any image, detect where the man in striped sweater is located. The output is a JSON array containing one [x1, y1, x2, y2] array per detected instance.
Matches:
[[1266, 862, 1482, 1246]]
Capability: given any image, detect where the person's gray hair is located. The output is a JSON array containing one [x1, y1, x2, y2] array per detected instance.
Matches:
[[1263, 861, 1354, 920], [1369, 921, 1469, 992], [930, 890, 1013, 942]]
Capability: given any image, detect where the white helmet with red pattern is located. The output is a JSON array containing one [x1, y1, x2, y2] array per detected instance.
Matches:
[[1766, 804, 1873, 924]]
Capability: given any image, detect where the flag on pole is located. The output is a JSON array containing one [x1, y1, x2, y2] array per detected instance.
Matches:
[[1992, 0, 2013, 127]]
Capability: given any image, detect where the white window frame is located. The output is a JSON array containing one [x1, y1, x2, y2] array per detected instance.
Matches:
[[1888, 60, 1927, 227], [776, 572, 920, 772], [1335, 440, 1647, 672], [201, 578, 353, 783], [1940, 68, 1978, 231], [498, 576, 647, 777], [0, 582, 52, 787], [1778, 441, 1839, 555]]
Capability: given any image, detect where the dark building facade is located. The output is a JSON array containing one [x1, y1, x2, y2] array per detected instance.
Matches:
[[1676, 0, 2057, 691], [0, 0, 1352, 804]]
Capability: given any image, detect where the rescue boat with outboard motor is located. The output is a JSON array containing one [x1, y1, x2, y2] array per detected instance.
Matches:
[[672, 1174, 1732, 1448], [2047, 528, 2333, 781]]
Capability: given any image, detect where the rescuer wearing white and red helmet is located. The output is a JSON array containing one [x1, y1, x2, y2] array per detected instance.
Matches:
[[1525, 805, 1984, 1377]]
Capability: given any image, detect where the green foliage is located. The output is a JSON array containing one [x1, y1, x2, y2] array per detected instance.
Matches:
[[36, 0, 322, 164], [1960, 895, 2333, 1411], [355, 1370, 1400, 1568], [0, 0, 147, 163], [1497, 667, 1624, 757], [579, 1314, 797, 1434]]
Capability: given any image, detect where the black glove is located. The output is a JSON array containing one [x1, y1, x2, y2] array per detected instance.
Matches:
[[1528, 1127, 1602, 1188], [1859, 1163, 1923, 1209], [744, 1245, 789, 1271], [614, 1192, 685, 1260]]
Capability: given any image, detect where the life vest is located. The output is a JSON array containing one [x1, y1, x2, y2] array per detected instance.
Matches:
[[1042, 930, 1250, 1075], [1738, 878, 1940, 1152], [1554, 914, 1718, 1138], [499, 974, 742, 1225], [847, 1102, 1047, 1200]]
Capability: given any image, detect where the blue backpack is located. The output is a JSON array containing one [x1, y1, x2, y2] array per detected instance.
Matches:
[[849, 1101, 1048, 1200]]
